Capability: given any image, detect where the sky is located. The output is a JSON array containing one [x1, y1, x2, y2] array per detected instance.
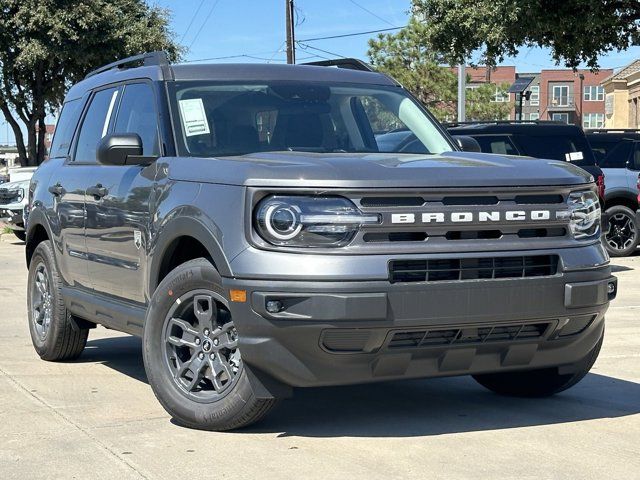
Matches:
[[2, 0, 640, 144]]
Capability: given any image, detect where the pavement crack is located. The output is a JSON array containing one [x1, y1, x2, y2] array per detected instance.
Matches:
[[0, 364, 154, 480]]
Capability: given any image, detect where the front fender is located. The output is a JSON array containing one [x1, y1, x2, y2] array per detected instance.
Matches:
[[148, 213, 233, 295]]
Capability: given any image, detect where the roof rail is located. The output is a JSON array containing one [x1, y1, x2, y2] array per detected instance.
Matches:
[[302, 58, 375, 72], [588, 129, 640, 134], [85, 51, 170, 79], [445, 120, 566, 127]]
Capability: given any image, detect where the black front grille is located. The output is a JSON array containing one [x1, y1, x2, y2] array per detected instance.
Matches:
[[0, 189, 19, 203], [388, 322, 551, 349], [389, 255, 558, 283]]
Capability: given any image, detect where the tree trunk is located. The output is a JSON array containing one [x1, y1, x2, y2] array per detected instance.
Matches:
[[36, 115, 46, 164], [0, 103, 28, 166], [26, 118, 37, 167]]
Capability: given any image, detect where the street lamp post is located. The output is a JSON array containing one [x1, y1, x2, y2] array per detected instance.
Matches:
[[578, 73, 585, 127]]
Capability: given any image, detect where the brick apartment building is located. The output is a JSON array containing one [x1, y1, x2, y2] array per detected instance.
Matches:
[[455, 65, 613, 128]]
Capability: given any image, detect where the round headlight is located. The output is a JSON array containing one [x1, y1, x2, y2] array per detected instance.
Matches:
[[263, 204, 302, 240], [254, 195, 379, 247]]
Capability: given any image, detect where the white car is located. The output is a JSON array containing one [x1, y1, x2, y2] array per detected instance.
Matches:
[[0, 167, 35, 241]]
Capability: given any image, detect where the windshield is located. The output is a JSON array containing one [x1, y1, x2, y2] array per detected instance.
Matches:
[[169, 81, 453, 157]]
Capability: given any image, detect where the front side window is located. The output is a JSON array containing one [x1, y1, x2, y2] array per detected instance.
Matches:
[[473, 135, 518, 155], [113, 83, 160, 156], [74, 87, 119, 163], [170, 81, 453, 157], [50, 98, 84, 158]]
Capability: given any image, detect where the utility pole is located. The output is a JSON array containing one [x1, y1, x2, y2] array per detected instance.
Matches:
[[457, 64, 466, 122], [285, 0, 296, 64]]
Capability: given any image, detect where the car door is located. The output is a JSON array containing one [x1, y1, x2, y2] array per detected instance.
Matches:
[[46, 95, 91, 289], [600, 140, 634, 195], [625, 142, 640, 192], [84, 81, 159, 303]]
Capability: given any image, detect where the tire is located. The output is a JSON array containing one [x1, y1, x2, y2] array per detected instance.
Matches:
[[142, 258, 278, 431], [472, 330, 603, 397], [13, 230, 26, 242], [27, 240, 88, 361], [604, 205, 639, 257]]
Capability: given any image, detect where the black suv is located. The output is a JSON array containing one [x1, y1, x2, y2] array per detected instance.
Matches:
[[586, 130, 640, 257], [25, 53, 615, 430], [446, 121, 606, 204]]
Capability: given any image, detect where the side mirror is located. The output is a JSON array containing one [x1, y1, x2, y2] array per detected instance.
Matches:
[[97, 133, 154, 166], [452, 135, 481, 153]]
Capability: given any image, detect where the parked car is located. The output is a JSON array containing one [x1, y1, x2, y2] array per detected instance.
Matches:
[[586, 130, 640, 256], [25, 53, 615, 431], [0, 167, 36, 241], [445, 121, 606, 205]]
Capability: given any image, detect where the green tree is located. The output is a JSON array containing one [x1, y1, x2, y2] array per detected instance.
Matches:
[[0, 0, 182, 166], [412, 0, 640, 69], [367, 19, 512, 122], [466, 82, 513, 121]]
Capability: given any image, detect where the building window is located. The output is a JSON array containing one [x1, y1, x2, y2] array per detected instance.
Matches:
[[529, 112, 539, 121], [584, 86, 604, 101], [583, 113, 604, 129], [552, 113, 570, 123], [528, 86, 539, 106], [552, 85, 570, 107], [492, 87, 508, 102]]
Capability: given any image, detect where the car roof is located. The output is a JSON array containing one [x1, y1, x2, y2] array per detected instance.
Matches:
[[447, 122, 584, 135], [66, 62, 398, 101]]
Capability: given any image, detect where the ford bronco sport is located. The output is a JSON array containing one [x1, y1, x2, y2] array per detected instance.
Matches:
[[26, 53, 616, 431]]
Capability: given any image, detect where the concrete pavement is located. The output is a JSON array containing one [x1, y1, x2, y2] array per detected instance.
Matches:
[[0, 234, 638, 479]]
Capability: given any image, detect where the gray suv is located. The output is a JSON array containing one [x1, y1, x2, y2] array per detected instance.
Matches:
[[25, 53, 616, 430], [587, 130, 640, 257]]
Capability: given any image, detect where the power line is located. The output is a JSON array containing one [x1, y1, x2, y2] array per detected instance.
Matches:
[[297, 42, 347, 59], [346, 0, 396, 28], [298, 26, 401, 42], [188, 0, 222, 50], [180, 0, 205, 43]]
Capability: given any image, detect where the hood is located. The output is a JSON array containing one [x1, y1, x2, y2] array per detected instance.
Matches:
[[165, 151, 594, 189], [0, 179, 30, 191]]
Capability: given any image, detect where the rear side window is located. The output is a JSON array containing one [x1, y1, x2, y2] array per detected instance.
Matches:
[[633, 144, 640, 170], [49, 98, 84, 158], [473, 135, 518, 155], [514, 134, 596, 166], [599, 141, 633, 168], [113, 83, 160, 156], [74, 87, 119, 163]]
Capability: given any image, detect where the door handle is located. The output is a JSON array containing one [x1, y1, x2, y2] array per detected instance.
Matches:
[[48, 183, 64, 196], [87, 184, 108, 199]]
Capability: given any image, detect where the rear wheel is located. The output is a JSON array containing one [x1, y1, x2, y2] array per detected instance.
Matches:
[[143, 258, 278, 431], [604, 205, 638, 257], [27, 241, 88, 361], [473, 330, 603, 397]]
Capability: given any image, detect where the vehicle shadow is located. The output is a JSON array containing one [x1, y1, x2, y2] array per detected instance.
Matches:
[[81, 335, 640, 438], [611, 264, 634, 273]]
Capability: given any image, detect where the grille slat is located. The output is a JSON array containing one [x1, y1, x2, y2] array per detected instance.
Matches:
[[389, 255, 558, 283], [388, 322, 550, 349]]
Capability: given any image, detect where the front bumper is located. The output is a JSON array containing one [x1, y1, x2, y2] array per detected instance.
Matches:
[[223, 262, 616, 388], [0, 208, 25, 230]]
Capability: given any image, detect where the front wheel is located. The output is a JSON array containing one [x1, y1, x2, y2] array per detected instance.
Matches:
[[473, 330, 603, 397], [143, 258, 278, 431], [604, 205, 639, 257]]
